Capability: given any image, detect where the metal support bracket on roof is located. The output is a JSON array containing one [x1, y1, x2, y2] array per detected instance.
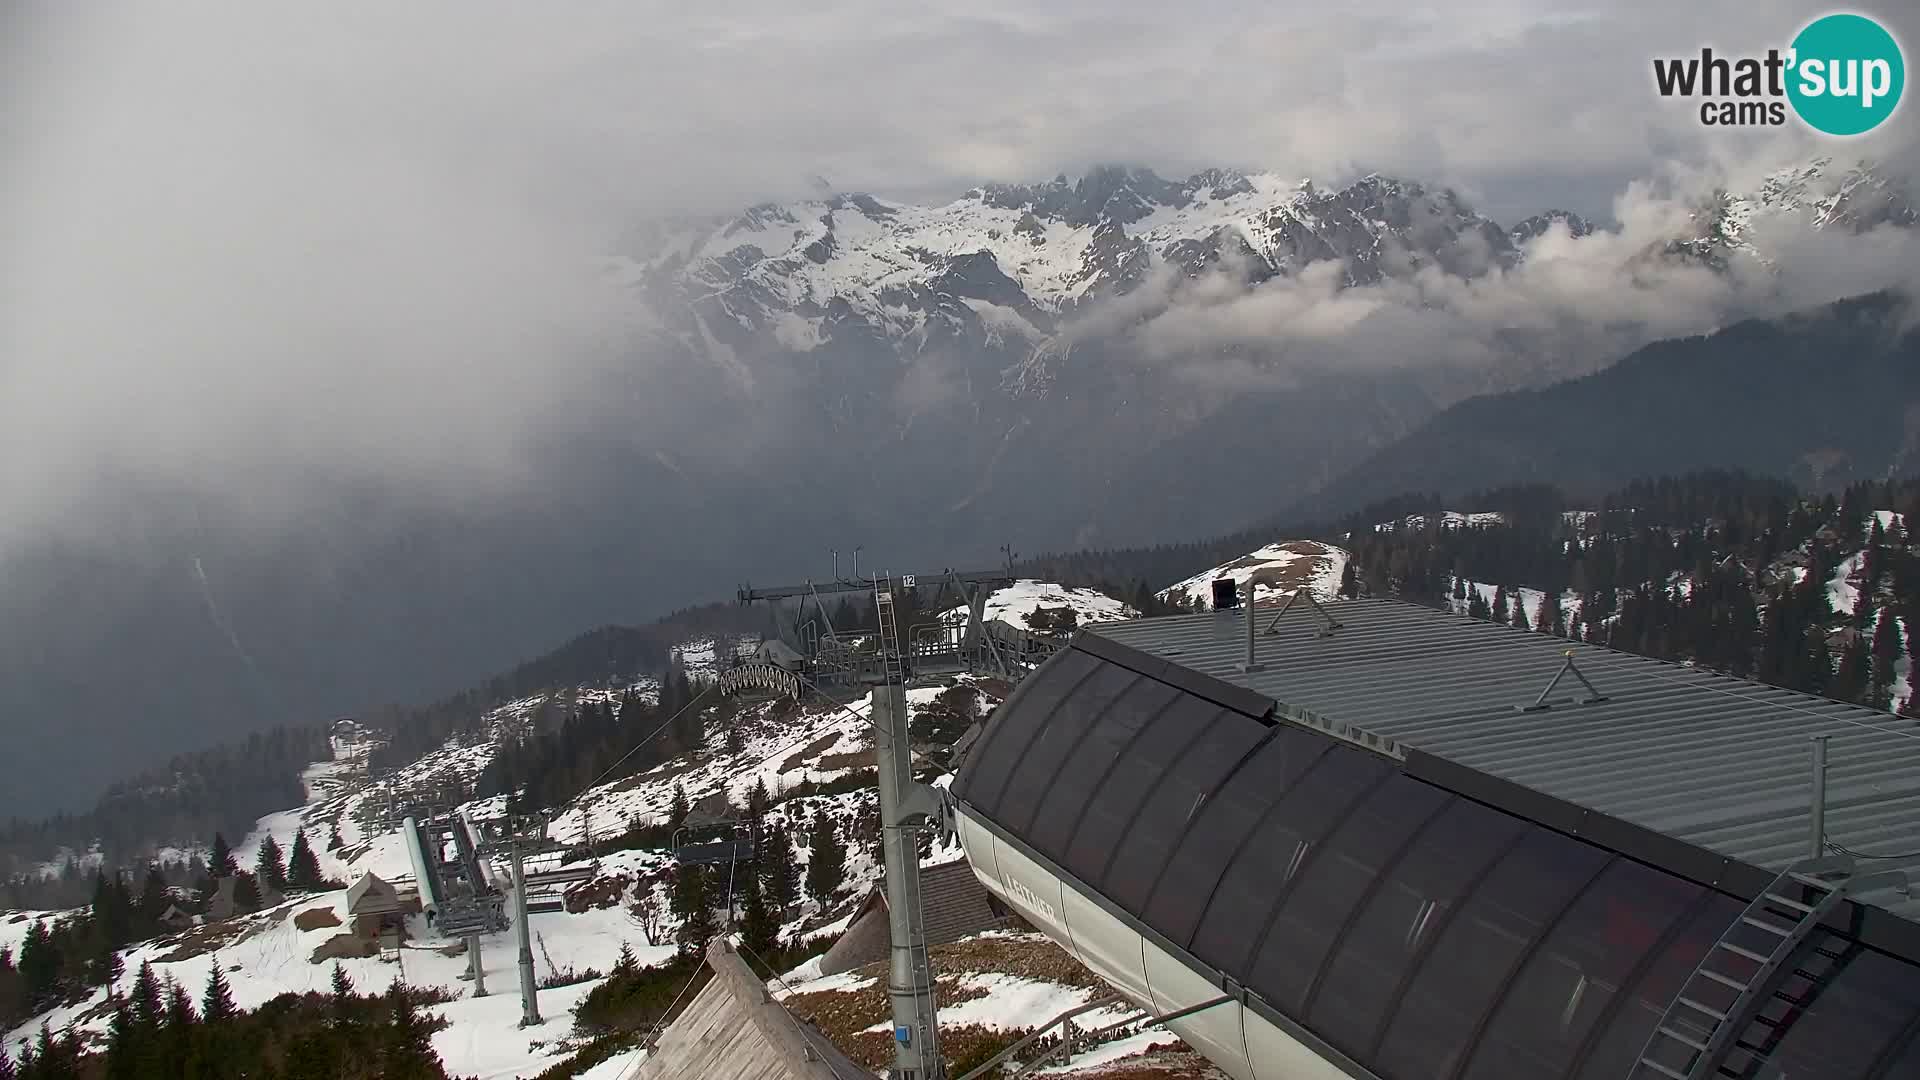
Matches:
[[1521, 650, 1608, 712], [1262, 589, 1343, 638]]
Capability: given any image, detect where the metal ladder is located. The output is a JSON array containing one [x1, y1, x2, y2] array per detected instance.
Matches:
[[874, 575, 906, 686], [1632, 855, 1874, 1080]]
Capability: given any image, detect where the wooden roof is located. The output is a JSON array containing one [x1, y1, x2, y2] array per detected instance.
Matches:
[[633, 939, 866, 1080]]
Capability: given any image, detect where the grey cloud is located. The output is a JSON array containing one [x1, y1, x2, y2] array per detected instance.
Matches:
[[2, 0, 1917, 547], [1114, 158, 1920, 391]]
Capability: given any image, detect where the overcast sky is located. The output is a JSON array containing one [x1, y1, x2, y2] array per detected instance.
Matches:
[[1, 0, 1916, 543]]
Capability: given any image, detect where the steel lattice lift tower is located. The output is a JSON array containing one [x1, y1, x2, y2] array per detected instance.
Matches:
[[736, 562, 1040, 1080]]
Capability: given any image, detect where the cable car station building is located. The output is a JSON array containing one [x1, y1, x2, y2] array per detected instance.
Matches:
[[951, 599, 1920, 1080]]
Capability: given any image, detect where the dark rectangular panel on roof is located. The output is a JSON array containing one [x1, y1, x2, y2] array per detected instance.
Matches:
[[1308, 796, 1529, 1059], [1252, 775, 1450, 1014], [994, 662, 1141, 838], [1374, 830, 1609, 1077], [1102, 708, 1267, 916], [1458, 857, 1704, 1080], [1142, 726, 1331, 947], [1188, 744, 1393, 975], [957, 647, 1100, 814], [1571, 893, 1742, 1080], [1064, 694, 1225, 894], [1025, 677, 1183, 861]]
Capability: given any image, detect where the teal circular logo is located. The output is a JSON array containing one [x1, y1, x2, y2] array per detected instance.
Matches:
[[1787, 13, 1905, 136]]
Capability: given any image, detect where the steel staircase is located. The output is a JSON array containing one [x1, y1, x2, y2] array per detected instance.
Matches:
[[1632, 854, 1891, 1080]]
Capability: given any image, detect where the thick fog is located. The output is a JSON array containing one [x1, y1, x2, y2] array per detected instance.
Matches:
[[1, 1, 1916, 813], [4, 1, 1915, 544]]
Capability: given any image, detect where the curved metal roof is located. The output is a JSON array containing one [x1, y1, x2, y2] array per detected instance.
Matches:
[[951, 611, 1920, 1080]]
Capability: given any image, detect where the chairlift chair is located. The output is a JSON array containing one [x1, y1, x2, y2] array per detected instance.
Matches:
[[671, 821, 756, 866]]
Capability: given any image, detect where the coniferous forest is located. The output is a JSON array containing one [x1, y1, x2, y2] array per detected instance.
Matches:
[[1, 960, 456, 1080], [0, 728, 328, 910]]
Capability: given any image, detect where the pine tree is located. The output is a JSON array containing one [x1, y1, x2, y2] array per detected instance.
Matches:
[[208, 833, 237, 878], [164, 979, 195, 1028], [671, 868, 715, 958], [92, 870, 133, 949], [747, 778, 771, 839], [1541, 591, 1567, 636], [763, 824, 800, 918], [1871, 607, 1902, 709], [105, 992, 139, 1080], [131, 961, 164, 1030], [287, 830, 325, 891], [805, 812, 847, 907], [668, 784, 691, 832], [1466, 590, 1491, 620], [256, 836, 287, 894], [158, 975, 196, 1078], [56, 1023, 84, 1074], [18, 922, 56, 1004], [201, 960, 236, 1023], [1510, 591, 1532, 631], [138, 866, 171, 933], [330, 962, 353, 1004], [0, 1040, 13, 1080], [1804, 633, 1834, 697], [1834, 635, 1872, 704], [33, 1024, 72, 1080], [1491, 585, 1510, 625], [611, 944, 637, 978], [104, 947, 125, 995], [381, 982, 441, 1080], [738, 873, 780, 958], [1338, 562, 1359, 599], [231, 872, 261, 913]]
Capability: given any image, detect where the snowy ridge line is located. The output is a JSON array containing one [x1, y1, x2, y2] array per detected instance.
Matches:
[[617, 156, 1908, 362], [1160, 540, 1350, 609]]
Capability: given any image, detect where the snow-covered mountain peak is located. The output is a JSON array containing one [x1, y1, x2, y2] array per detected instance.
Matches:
[[613, 164, 1534, 365], [1669, 157, 1915, 268]]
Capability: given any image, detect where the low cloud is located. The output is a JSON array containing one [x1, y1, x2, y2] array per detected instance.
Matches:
[[1100, 159, 1920, 393], [1, 0, 1916, 549]]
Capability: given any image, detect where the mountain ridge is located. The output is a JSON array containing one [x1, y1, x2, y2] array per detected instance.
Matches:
[[1278, 290, 1920, 524]]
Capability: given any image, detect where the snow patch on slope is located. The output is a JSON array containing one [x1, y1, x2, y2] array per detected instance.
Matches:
[[1374, 510, 1508, 532], [942, 580, 1137, 631], [1160, 541, 1350, 607]]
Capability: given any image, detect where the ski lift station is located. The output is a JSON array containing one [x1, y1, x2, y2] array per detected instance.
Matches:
[[949, 596, 1920, 1080]]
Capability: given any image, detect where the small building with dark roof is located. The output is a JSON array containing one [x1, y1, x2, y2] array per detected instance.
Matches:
[[818, 857, 1013, 976], [344, 872, 410, 943]]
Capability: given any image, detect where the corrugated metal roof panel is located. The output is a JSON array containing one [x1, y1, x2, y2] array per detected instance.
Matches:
[[1093, 600, 1920, 923]]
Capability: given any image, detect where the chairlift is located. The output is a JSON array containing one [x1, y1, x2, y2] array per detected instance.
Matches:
[[672, 821, 755, 866]]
